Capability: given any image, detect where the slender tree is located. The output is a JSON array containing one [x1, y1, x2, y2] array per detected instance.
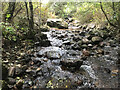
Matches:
[[100, 2, 119, 28], [25, 2, 29, 21], [29, 1, 34, 30]]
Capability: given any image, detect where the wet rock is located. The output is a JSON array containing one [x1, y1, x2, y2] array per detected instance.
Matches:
[[46, 51, 61, 59], [60, 59, 83, 70], [91, 36, 102, 43], [8, 67, 15, 77], [16, 79, 24, 89], [47, 19, 68, 29]]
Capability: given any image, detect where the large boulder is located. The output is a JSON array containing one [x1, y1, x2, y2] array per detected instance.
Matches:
[[60, 59, 83, 71], [47, 19, 62, 27], [35, 33, 51, 47], [47, 19, 68, 29]]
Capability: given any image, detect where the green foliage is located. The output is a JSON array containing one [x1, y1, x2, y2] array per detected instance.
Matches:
[[34, 3, 49, 25], [17, 16, 29, 31], [49, 2, 69, 19], [1, 22, 17, 41], [49, 2, 120, 27], [2, 26, 16, 41], [6, 14, 11, 19]]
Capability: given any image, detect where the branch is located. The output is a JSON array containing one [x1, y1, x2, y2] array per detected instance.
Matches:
[[12, 7, 22, 19], [100, 2, 117, 28]]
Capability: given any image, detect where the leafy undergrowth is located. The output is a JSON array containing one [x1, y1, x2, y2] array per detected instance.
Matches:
[[1, 20, 41, 89]]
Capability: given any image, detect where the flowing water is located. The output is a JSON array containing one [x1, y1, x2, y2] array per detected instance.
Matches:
[[23, 28, 119, 89]]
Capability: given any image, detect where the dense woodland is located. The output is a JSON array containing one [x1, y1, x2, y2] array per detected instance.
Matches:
[[1, 1, 120, 90]]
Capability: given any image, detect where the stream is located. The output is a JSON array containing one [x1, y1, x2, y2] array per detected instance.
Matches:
[[23, 28, 119, 89]]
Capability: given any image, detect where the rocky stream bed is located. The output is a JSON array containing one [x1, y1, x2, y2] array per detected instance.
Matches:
[[2, 22, 120, 89]]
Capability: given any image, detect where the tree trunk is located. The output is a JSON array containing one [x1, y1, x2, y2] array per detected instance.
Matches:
[[29, 2, 34, 30], [25, 2, 29, 21], [4, 2, 16, 22]]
